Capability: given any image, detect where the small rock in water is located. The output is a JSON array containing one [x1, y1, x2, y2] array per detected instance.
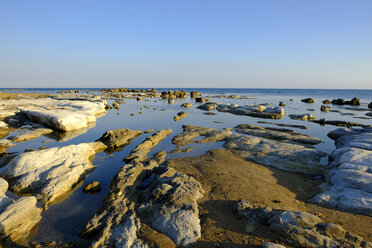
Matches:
[[321, 105, 331, 112], [83, 181, 101, 193], [39, 147, 47, 150], [323, 99, 331, 104], [144, 129, 155, 133], [279, 102, 286, 106], [301, 98, 315, 103], [42, 140, 52, 143]]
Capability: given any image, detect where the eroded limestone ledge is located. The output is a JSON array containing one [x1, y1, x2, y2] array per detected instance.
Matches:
[[172, 125, 325, 175], [0, 178, 42, 242], [197, 102, 285, 119], [0, 97, 107, 131], [81, 129, 204, 247], [1, 142, 106, 205], [313, 127, 372, 216]]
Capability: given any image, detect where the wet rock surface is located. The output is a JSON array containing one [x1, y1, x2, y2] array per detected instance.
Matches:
[[235, 200, 371, 248], [313, 127, 372, 216], [289, 113, 316, 121], [1, 142, 106, 205], [173, 111, 188, 122], [9, 128, 54, 142]]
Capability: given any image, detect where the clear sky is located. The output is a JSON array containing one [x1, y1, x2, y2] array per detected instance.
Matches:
[[0, 0, 371, 89]]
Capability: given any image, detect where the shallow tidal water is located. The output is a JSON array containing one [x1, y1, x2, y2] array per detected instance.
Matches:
[[0, 88, 371, 243]]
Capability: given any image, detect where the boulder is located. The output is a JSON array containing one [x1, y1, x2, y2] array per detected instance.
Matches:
[[368, 102, 372, 109], [332, 98, 345, 105], [301, 98, 315, 103], [345, 97, 360, 106], [278, 102, 286, 106], [181, 103, 192, 108], [320, 105, 330, 112], [323, 100, 331, 104], [1, 142, 106, 205]]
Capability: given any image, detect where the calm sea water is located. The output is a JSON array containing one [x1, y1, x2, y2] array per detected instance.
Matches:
[[0, 88, 371, 243]]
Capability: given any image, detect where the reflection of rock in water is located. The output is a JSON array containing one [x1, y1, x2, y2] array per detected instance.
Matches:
[[44, 122, 96, 142]]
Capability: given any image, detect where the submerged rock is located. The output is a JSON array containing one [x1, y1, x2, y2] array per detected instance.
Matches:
[[313, 127, 372, 216], [320, 105, 331, 112], [83, 181, 102, 193], [181, 103, 192, 108], [1, 142, 106, 205]]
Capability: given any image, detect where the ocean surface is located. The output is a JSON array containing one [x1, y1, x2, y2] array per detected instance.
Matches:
[[0, 88, 371, 243]]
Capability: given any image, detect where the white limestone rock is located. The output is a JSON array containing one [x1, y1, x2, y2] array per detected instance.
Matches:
[[0, 196, 42, 241], [1, 142, 106, 205], [313, 127, 372, 215]]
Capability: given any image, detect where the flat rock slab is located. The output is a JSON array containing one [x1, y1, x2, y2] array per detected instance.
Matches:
[[313, 127, 372, 216], [197, 102, 285, 119], [234, 124, 322, 145], [0, 178, 42, 242], [0, 97, 107, 131], [235, 200, 371, 248], [9, 128, 54, 142], [173, 125, 324, 175], [1, 141, 106, 205]]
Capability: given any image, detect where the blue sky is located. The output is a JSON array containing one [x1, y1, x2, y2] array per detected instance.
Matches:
[[0, 0, 371, 88]]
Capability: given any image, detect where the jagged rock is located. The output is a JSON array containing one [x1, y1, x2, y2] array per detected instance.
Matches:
[[124, 129, 172, 164], [235, 200, 371, 248], [313, 127, 372, 216], [181, 103, 192, 108], [1, 142, 106, 205], [83, 181, 102, 193], [112, 102, 120, 110], [289, 114, 316, 121], [321, 105, 330, 112], [173, 111, 188, 122], [234, 124, 322, 145], [198, 102, 285, 119], [97, 128, 142, 150], [9, 128, 53, 142], [82, 129, 203, 247], [301, 98, 314, 103]]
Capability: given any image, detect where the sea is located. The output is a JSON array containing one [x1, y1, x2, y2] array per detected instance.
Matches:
[[0, 88, 371, 243]]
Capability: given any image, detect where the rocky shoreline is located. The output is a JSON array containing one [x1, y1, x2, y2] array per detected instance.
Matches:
[[0, 89, 371, 247]]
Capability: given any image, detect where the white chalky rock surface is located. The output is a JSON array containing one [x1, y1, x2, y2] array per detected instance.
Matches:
[[313, 127, 372, 215], [1, 142, 106, 205], [0, 97, 107, 131]]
